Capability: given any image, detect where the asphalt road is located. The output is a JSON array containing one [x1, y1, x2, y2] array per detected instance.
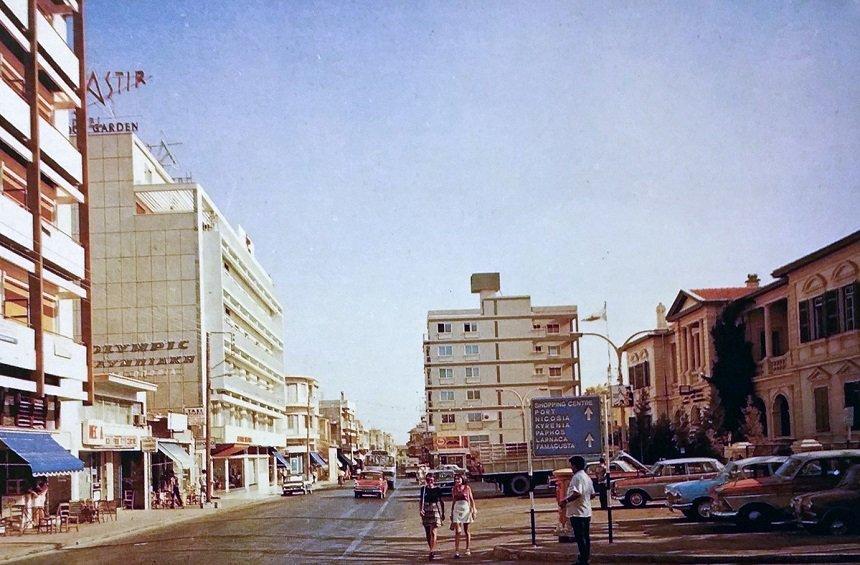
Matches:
[[23, 486, 497, 564]]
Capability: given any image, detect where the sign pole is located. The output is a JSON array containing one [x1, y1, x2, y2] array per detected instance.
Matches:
[[604, 394, 613, 543], [525, 399, 536, 547]]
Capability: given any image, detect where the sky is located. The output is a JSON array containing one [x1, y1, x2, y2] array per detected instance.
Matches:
[[86, 1, 860, 442]]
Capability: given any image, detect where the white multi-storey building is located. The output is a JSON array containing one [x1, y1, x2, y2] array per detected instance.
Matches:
[[424, 273, 580, 467], [284, 374, 322, 475], [0, 0, 91, 500], [86, 132, 287, 492]]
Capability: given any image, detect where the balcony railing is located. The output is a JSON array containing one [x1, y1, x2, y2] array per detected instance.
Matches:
[[0, 317, 36, 371], [0, 194, 33, 249], [39, 117, 82, 184], [36, 10, 79, 89], [41, 219, 84, 278], [43, 331, 86, 381]]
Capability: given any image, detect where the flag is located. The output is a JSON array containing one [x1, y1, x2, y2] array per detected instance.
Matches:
[[583, 304, 607, 322]]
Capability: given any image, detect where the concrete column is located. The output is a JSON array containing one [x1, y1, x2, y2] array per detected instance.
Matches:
[[763, 306, 773, 359], [105, 453, 114, 501], [223, 459, 230, 493], [243, 456, 250, 491]]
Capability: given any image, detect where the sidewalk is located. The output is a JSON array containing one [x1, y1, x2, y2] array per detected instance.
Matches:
[[0, 484, 338, 564]]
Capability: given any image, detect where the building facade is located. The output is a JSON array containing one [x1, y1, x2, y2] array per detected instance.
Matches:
[[320, 393, 358, 461], [0, 0, 92, 504], [424, 273, 580, 467], [284, 374, 320, 475], [86, 133, 287, 492]]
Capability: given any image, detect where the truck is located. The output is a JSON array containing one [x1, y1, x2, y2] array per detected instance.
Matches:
[[364, 450, 397, 489], [473, 444, 649, 497]]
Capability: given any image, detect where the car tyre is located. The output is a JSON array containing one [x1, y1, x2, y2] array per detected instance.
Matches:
[[509, 475, 531, 496], [738, 505, 773, 531], [825, 511, 850, 536], [693, 498, 713, 521], [624, 490, 648, 508], [681, 510, 697, 520]]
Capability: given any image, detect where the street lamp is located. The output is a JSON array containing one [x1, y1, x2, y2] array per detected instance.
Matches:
[[499, 386, 548, 548]]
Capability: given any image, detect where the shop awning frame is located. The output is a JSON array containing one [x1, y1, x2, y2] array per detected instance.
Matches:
[[273, 451, 290, 468], [156, 441, 194, 469], [310, 452, 326, 467], [0, 430, 84, 476]]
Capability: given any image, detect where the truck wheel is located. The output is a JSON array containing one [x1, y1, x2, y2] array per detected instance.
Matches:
[[508, 475, 531, 496], [624, 490, 648, 508]]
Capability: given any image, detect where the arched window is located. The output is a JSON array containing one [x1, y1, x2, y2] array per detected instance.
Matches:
[[753, 396, 768, 437], [773, 394, 791, 437]]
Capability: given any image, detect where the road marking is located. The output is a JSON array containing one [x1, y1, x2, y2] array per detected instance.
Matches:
[[340, 491, 395, 558]]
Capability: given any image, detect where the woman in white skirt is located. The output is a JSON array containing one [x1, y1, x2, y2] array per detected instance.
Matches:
[[450, 474, 477, 558]]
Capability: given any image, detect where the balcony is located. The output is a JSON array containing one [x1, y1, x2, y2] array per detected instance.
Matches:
[[36, 10, 79, 89], [440, 423, 456, 431], [227, 327, 283, 375], [212, 375, 282, 413], [0, 318, 36, 371], [466, 421, 484, 430], [223, 275, 282, 348], [0, 195, 33, 249], [217, 423, 285, 448], [0, 79, 30, 139], [43, 331, 86, 381], [39, 117, 82, 184], [41, 220, 84, 278]]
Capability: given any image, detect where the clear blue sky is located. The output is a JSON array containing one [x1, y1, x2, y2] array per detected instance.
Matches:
[[87, 1, 859, 442]]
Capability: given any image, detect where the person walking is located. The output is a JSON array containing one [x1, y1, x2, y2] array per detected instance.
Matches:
[[419, 474, 445, 561], [560, 455, 594, 565], [593, 458, 608, 510], [450, 474, 476, 558]]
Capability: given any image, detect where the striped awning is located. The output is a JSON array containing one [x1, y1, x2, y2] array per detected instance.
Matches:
[[310, 452, 326, 467], [0, 431, 84, 476]]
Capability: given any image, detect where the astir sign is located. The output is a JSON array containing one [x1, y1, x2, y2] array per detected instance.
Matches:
[[531, 396, 603, 457]]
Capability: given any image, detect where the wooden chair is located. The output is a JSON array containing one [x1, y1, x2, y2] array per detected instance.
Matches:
[[98, 499, 118, 521], [35, 506, 56, 534], [68, 501, 90, 524], [122, 490, 135, 510], [57, 503, 79, 533]]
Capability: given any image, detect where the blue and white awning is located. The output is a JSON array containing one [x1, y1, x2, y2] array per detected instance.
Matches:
[[0, 431, 84, 476], [273, 451, 290, 468], [310, 452, 326, 467]]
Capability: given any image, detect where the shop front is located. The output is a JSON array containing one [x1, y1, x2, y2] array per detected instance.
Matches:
[[211, 444, 271, 492]]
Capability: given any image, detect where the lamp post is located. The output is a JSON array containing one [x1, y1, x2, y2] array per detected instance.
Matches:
[[573, 328, 656, 543], [500, 386, 548, 548], [205, 331, 234, 505]]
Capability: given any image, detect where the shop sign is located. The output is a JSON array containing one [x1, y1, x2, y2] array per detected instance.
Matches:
[[87, 69, 148, 107], [236, 436, 252, 445], [167, 412, 188, 432], [104, 435, 138, 450], [69, 118, 139, 136], [184, 407, 205, 426], [140, 437, 157, 452], [82, 421, 105, 446], [93, 339, 196, 370]]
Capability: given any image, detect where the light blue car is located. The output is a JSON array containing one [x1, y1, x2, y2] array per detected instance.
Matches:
[[665, 456, 786, 521]]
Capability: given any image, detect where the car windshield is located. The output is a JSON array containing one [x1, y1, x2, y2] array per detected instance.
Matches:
[[775, 457, 803, 479], [361, 472, 383, 480], [716, 462, 737, 480]]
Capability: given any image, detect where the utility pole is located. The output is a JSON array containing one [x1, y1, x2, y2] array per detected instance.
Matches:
[[305, 386, 312, 482], [205, 332, 212, 504]]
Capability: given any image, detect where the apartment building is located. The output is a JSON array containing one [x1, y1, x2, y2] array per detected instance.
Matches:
[[424, 273, 580, 467], [86, 132, 287, 492], [0, 0, 91, 499], [320, 393, 358, 461], [628, 231, 859, 450], [284, 374, 325, 475]]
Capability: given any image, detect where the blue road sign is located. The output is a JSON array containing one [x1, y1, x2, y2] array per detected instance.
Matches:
[[531, 396, 602, 457]]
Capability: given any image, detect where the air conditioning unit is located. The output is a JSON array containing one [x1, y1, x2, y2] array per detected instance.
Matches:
[[482, 413, 497, 422], [133, 414, 147, 427]]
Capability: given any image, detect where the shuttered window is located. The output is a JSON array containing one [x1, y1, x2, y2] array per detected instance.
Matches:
[[814, 387, 830, 433]]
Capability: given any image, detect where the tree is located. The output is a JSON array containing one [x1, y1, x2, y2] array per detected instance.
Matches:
[[672, 411, 691, 455], [688, 407, 723, 459], [628, 389, 652, 463], [649, 414, 677, 462], [740, 396, 765, 444], [709, 298, 756, 439]]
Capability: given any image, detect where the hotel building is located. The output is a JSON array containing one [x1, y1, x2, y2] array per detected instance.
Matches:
[[423, 273, 580, 467], [86, 132, 287, 491], [0, 0, 92, 501]]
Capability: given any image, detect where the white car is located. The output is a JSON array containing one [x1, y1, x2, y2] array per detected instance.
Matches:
[[282, 474, 313, 495]]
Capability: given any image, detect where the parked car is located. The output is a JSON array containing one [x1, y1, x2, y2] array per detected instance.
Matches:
[[792, 464, 860, 536], [665, 456, 786, 520], [282, 473, 313, 496], [712, 449, 860, 530], [425, 470, 457, 496], [612, 457, 724, 508], [354, 471, 389, 499]]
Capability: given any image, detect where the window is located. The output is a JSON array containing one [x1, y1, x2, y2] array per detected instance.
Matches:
[[468, 434, 490, 446], [548, 345, 560, 357], [467, 389, 480, 400], [799, 460, 823, 477], [441, 413, 455, 424], [534, 368, 544, 375], [772, 330, 783, 356], [467, 412, 483, 423], [532, 323, 541, 330], [533, 345, 543, 353], [1, 272, 29, 325], [845, 381, 860, 431], [437, 322, 451, 334], [825, 290, 840, 336], [440, 390, 455, 402], [439, 368, 453, 380], [549, 389, 563, 398], [814, 387, 830, 432], [549, 367, 562, 377], [629, 363, 651, 389], [464, 344, 479, 357], [437, 345, 453, 357], [799, 284, 858, 343], [845, 284, 857, 331], [686, 462, 708, 474], [774, 394, 791, 437], [465, 367, 480, 382], [464, 322, 478, 333], [546, 323, 560, 333]]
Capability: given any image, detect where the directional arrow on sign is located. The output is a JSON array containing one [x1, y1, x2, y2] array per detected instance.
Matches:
[[585, 433, 595, 448], [584, 406, 594, 421]]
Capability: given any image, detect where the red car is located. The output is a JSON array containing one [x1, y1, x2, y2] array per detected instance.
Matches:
[[354, 471, 389, 499]]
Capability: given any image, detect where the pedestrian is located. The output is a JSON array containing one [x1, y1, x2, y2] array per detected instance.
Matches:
[[419, 473, 445, 561], [450, 474, 476, 558], [593, 458, 608, 510], [560, 455, 594, 565]]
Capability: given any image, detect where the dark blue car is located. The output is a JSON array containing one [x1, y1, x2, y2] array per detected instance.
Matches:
[[665, 456, 786, 520]]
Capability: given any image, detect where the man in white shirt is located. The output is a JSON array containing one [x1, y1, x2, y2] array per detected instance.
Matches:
[[560, 455, 594, 565]]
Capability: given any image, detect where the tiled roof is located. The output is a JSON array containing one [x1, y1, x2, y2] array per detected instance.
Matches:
[[689, 287, 752, 301]]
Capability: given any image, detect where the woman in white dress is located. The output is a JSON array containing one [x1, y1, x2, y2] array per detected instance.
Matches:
[[449, 474, 476, 558]]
